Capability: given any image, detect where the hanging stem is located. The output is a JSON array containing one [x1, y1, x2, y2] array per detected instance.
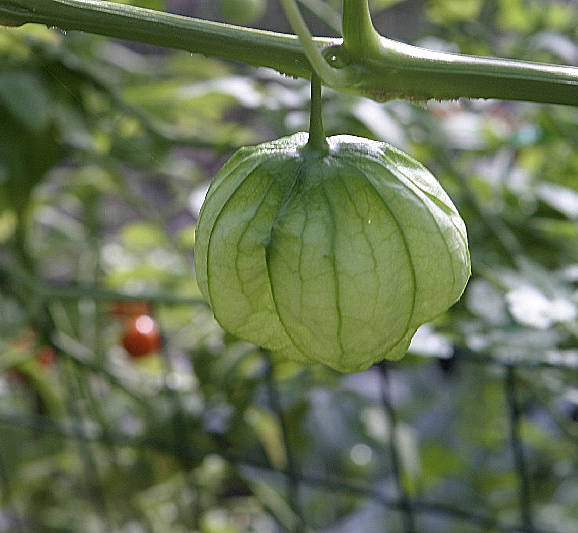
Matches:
[[307, 73, 328, 153]]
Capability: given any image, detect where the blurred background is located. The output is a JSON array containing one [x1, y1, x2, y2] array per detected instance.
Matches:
[[0, 1, 577, 531]]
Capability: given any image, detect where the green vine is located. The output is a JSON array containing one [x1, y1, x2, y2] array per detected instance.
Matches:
[[0, 0, 577, 105]]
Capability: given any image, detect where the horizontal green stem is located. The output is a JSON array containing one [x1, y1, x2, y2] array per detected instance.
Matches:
[[362, 37, 578, 105], [1, 0, 577, 106], [0, 0, 331, 77]]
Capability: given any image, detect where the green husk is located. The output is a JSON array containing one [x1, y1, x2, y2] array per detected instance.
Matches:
[[195, 133, 470, 372]]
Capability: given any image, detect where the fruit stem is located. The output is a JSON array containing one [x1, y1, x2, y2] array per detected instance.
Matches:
[[307, 72, 328, 153]]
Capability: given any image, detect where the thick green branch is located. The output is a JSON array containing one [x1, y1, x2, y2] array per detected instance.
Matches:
[[1, 0, 577, 106], [361, 37, 578, 105], [0, 0, 332, 78]]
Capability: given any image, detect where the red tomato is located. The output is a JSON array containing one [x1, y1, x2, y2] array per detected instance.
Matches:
[[121, 315, 161, 358]]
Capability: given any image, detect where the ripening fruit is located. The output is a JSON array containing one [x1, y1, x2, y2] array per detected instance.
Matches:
[[219, 0, 266, 26], [194, 133, 470, 373], [121, 315, 161, 358]]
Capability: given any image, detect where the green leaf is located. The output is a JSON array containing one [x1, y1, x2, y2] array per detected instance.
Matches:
[[0, 71, 51, 133], [496, 0, 540, 32], [421, 443, 466, 489], [0, 108, 59, 210]]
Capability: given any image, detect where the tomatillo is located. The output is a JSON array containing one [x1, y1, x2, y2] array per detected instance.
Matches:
[[195, 133, 470, 372]]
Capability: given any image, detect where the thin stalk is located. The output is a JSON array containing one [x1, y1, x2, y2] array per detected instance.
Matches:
[[153, 301, 202, 530], [307, 73, 328, 153], [263, 351, 305, 533], [504, 366, 535, 533], [279, 0, 349, 86], [79, 194, 123, 476], [378, 363, 417, 533], [59, 359, 116, 530]]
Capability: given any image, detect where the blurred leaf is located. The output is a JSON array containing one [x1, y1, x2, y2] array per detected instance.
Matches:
[[421, 443, 466, 489], [241, 467, 298, 531], [426, 0, 483, 23], [0, 71, 51, 132], [544, 3, 578, 32], [0, 209, 16, 243], [537, 184, 578, 220], [121, 221, 165, 251], [496, 0, 540, 32], [245, 406, 286, 469], [0, 108, 59, 211]]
